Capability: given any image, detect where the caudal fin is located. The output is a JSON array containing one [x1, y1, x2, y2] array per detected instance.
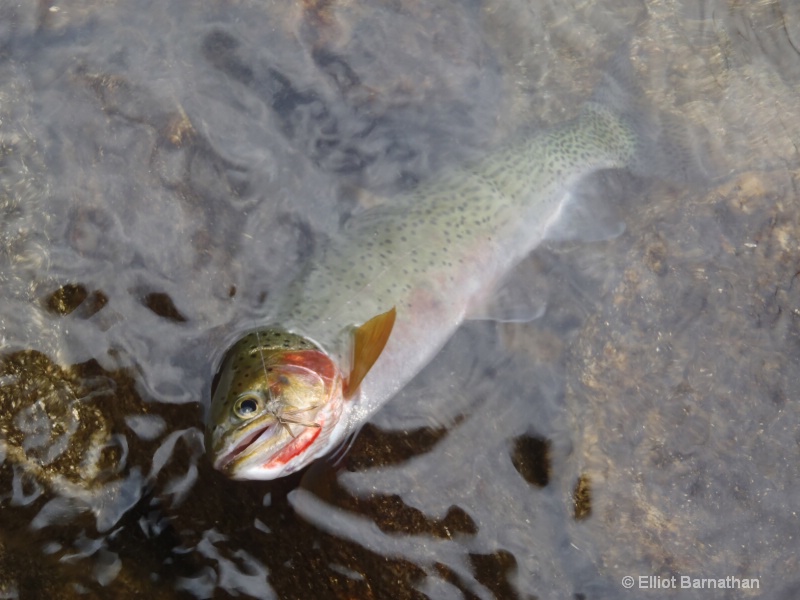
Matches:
[[591, 43, 717, 185]]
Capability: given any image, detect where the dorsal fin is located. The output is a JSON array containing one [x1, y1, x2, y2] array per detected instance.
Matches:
[[343, 306, 396, 398]]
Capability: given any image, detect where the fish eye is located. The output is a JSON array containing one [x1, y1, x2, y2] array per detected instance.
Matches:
[[234, 392, 264, 419]]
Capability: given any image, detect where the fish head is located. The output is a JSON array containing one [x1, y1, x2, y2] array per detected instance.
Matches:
[[205, 329, 345, 480]]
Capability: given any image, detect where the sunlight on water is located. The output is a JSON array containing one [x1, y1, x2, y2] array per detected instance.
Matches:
[[0, 0, 798, 598]]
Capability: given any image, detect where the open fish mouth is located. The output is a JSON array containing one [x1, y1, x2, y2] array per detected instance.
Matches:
[[216, 421, 324, 477], [215, 424, 277, 472]]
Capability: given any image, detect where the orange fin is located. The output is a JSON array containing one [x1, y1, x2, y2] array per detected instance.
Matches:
[[343, 306, 396, 398]]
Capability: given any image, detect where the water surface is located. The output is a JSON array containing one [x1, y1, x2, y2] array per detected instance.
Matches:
[[0, 1, 799, 598]]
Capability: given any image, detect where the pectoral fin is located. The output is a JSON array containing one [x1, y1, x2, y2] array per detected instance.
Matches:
[[543, 176, 625, 243], [466, 262, 548, 323], [343, 306, 396, 398]]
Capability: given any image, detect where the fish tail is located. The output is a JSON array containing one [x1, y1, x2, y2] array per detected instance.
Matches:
[[589, 44, 716, 185]]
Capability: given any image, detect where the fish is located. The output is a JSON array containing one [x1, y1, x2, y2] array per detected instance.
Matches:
[[205, 98, 641, 480]]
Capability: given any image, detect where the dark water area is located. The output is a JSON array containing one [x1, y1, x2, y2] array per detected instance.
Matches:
[[0, 0, 799, 598]]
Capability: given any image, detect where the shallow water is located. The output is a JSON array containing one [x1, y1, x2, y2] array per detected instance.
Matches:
[[0, 0, 799, 598]]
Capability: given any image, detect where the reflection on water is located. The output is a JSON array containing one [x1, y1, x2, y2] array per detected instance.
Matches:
[[0, 0, 799, 598]]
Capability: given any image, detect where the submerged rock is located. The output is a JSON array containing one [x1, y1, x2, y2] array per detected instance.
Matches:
[[0, 351, 137, 530]]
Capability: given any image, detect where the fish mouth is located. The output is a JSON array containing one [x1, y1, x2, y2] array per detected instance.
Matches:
[[216, 425, 275, 472], [215, 420, 323, 477]]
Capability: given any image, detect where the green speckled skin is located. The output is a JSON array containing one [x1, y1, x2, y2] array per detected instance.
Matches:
[[281, 106, 635, 342], [209, 104, 639, 478], [209, 330, 316, 422]]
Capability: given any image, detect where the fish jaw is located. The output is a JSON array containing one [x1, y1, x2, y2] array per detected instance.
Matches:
[[211, 390, 348, 480]]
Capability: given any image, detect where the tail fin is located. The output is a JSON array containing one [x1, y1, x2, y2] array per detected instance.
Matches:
[[590, 44, 716, 185]]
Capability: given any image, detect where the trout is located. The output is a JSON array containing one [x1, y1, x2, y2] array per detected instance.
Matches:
[[206, 101, 638, 479]]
